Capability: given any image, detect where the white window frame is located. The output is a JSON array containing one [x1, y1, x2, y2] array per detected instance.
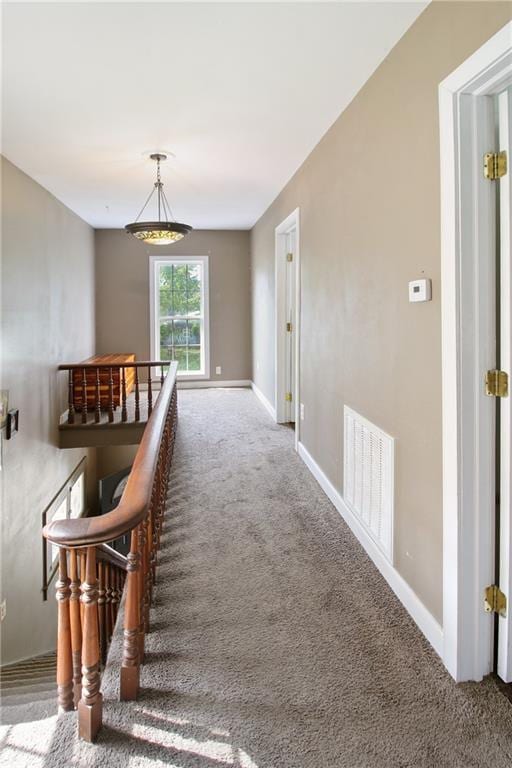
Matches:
[[149, 255, 210, 380]]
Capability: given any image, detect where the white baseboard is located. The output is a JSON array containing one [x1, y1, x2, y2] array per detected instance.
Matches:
[[177, 379, 251, 390], [251, 382, 276, 421], [298, 441, 444, 659]]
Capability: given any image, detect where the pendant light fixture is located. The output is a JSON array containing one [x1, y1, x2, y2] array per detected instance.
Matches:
[[125, 153, 192, 245]]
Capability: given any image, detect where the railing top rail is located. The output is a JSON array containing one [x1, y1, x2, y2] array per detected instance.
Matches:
[[44, 361, 178, 548], [58, 360, 172, 370]]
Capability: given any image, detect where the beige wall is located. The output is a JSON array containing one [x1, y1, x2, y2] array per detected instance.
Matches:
[[95, 229, 252, 382], [1, 157, 96, 664], [96, 445, 138, 481], [250, 2, 512, 624]]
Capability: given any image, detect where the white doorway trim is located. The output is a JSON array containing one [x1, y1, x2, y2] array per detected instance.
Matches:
[[440, 22, 512, 682], [275, 208, 300, 450]]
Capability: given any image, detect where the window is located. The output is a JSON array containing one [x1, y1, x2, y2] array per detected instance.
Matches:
[[150, 256, 209, 378], [42, 458, 87, 599]]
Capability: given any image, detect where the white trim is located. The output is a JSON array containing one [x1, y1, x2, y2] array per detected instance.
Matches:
[[274, 208, 301, 450], [440, 22, 512, 682], [298, 441, 443, 658], [251, 381, 277, 421], [177, 379, 251, 390], [293, 213, 301, 452], [149, 255, 211, 380], [498, 87, 512, 681]]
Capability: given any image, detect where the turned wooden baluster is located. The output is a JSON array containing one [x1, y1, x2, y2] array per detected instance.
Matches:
[[56, 549, 74, 712], [80, 551, 86, 626], [137, 523, 146, 662], [151, 475, 160, 585], [69, 549, 82, 707], [81, 367, 88, 424], [161, 457, 167, 537], [160, 365, 165, 387], [67, 370, 75, 425], [94, 367, 101, 423], [105, 564, 112, 643], [120, 527, 141, 701], [98, 561, 106, 665], [111, 568, 120, 627], [134, 367, 140, 422], [108, 367, 114, 423], [121, 367, 127, 422], [78, 546, 102, 742], [147, 366, 153, 417], [142, 516, 152, 632], [151, 490, 160, 581]]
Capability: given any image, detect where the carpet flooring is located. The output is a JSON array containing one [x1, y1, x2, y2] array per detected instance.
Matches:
[[3, 388, 512, 767], [0, 654, 57, 726]]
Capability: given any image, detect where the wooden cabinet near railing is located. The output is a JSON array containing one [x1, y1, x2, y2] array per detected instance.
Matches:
[[72, 354, 136, 411]]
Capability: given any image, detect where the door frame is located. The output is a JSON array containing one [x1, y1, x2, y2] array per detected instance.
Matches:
[[440, 21, 512, 682], [498, 88, 512, 682], [275, 208, 300, 449]]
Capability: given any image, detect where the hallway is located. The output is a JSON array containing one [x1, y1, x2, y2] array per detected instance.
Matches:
[[3, 388, 512, 767]]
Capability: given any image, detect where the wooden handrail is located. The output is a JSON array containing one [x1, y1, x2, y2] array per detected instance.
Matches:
[[58, 361, 172, 370], [60, 358, 170, 426], [45, 362, 177, 547], [44, 360, 178, 741], [96, 544, 128, 571]]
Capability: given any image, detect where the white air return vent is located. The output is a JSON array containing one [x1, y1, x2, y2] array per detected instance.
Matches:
[[343, 406, 394, 563]]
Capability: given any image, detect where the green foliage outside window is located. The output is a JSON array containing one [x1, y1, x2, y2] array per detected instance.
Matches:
[[158, 263, 203, 373]]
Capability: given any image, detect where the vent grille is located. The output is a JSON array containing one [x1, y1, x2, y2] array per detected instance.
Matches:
[[343, 406, 394, 562]]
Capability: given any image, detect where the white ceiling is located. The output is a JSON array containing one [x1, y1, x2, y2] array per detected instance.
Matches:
[[2, 2, 427, 230]]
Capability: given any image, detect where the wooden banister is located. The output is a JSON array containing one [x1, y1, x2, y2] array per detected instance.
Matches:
[[59, 359, 172, 429], [47, 364, 177, 546], [44, 361, 178, 741], [96, 543, 128, 571], [58, 360, 173, 370]]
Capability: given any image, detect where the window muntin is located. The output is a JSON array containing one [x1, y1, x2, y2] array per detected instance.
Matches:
[[153, 258, 208, 377]]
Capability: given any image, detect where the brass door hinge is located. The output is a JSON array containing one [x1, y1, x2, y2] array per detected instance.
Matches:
[[286, 253, 293, 262], [484, 151, 507, 180], [285, 392, 292, 402], [485, 369, 509, 397], [484, 585, 507, 617], [286, 322, 292, 332]]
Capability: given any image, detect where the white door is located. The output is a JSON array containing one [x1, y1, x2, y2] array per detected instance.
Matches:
[[498, 86, 512, 682], [284, 229, 296, 423]]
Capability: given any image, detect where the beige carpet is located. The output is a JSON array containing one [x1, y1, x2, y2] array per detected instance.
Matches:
[[2, 388, 512, 767]]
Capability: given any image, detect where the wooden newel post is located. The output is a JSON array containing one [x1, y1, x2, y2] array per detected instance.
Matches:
[[120, 527, 141, 701], [69, 549, 83, 707], [56, 548, 74, 712], [78, 546, 102, 742]]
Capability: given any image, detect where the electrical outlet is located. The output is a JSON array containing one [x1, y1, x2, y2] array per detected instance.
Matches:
[[215, 366, 222, 375], [1, 600, 6, 622], [300, 403, 305, 421]]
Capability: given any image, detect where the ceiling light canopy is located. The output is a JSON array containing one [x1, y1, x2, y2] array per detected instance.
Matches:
[[125, 153, 192, 245]]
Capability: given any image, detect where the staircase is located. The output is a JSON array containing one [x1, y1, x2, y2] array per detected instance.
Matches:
[[0, 653, 57, 725]]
